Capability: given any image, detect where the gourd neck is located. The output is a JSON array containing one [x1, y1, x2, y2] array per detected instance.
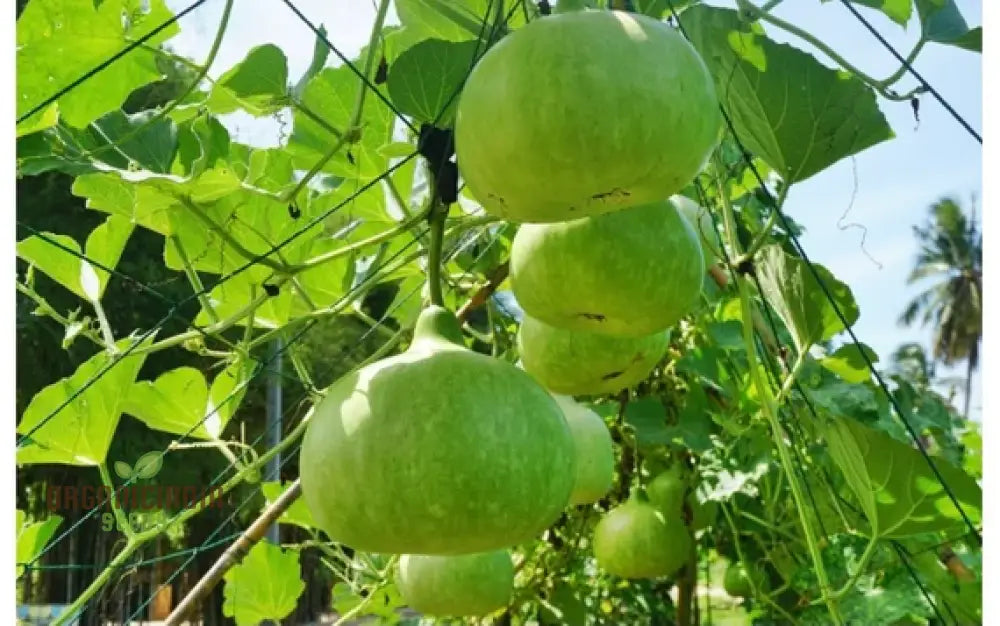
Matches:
[[411, 306, 465, 347]]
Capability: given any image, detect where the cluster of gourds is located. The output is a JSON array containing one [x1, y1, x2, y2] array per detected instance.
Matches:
[[300, 6, 729, 619]]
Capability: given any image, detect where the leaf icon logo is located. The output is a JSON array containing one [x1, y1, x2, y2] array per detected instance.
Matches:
[[133, 452, 163, 479], [112, 452, 163, 481], [113, 461, 133, 480]]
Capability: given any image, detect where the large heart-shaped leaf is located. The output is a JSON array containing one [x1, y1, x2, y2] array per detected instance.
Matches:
[[682, 6, 893, 182], [823, 417, 981, 538], [17, 511, 63, 578], [261, 482, 317, 530], [18, 215, 134, 302], [222, 542, 305, 626], [756, 245, 859, 354], [208, 45, 289, 116], [834, 0, 913, 26], [17, 336, 153, 466], [387, 39, 481, 126], [395, 0, 525, 42], [288, 64, 394, 180], [16, 0, 179, 134], [916, 0, 981, 51], [124, 360, 254, 440], [820, 343, 878, 384]]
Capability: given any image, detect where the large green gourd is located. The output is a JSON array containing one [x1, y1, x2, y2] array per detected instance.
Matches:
[[593, 496, 691, 579], [518, 314, 669, 396], [552, 394, 614, 505], [454, 10, 721, 223], [510, 200, 704, 337], [397, 550, 514, 617], [299, 307, 576, 555]]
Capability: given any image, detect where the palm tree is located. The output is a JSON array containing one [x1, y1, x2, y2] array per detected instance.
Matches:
[[898, 197, 982, 418], [890, 342, 935, 389]]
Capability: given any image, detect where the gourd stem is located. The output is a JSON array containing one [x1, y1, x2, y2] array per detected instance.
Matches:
[[426, 198, 448, 307]]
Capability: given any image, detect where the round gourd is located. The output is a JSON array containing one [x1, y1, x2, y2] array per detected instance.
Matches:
[[300, 306, 576, 555], [552, 394, 615, 505], [510, 200, 705, 337], [454, 10, 721, 223], [724, 561, 767, 598], [646, 468, 687, 519], [672, 194, 717, 265], [517, 315, 669, 396], [397, 550, 514, 617], [593, 497, 691, 579]]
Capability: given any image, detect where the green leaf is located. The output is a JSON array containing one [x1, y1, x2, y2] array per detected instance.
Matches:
[[377, 141, 417, 159], [222, 542, 305, 626], [841, 0, 914, 26], [682, 6, 893, 182], [17, 336, 153, 466], [133, 451, 164, 479], [72, 172, 180, 236], [173, 115, 232, 177], [663, 386, 715, 453], [395, 0, 524, 42], [385, 272, 426, 329], [208, 45, 289, 116], [20, 109, 180, 176], [756, 245, 859, 354], [16, 0, 179, 133], [332, 582, 403, 621], [124, 360, 254, 440], [197, 276, 295, 329], [17, 233, 86, 299], [823, 417, 982, 538], [891, 378, 953, 434], [387, 39, 481, 127], [908, 551, 982, 623], [802, 557, 933, 624], [633, 0, 695, 19], [383, 25, 427, 63], [261, 482, 317, 530], [85, 214, 135, 295], [706, 320, 745, 352], [293, 26, 331, 99], [810, 381, 879, 421], [950, 26, 982, 52], [16, 512, 63, 578], [624, 397, 671, 449], [916, 0, 981, 50], [86, 110, 180, 173], [539, 583, 590, 624], [820, 343, 878, 383], [17, 215, 134, 302], [961, 424, 982, 479], [288, 64, 393, 180]]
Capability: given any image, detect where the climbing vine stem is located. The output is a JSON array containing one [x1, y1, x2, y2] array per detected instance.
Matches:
[[714, 155, 843, 624]]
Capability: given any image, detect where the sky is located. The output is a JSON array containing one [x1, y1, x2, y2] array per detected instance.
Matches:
[[162, 0, 983, 419]]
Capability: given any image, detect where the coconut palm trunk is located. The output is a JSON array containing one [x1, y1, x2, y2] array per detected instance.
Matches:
[[963, 339, 975, 419]]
